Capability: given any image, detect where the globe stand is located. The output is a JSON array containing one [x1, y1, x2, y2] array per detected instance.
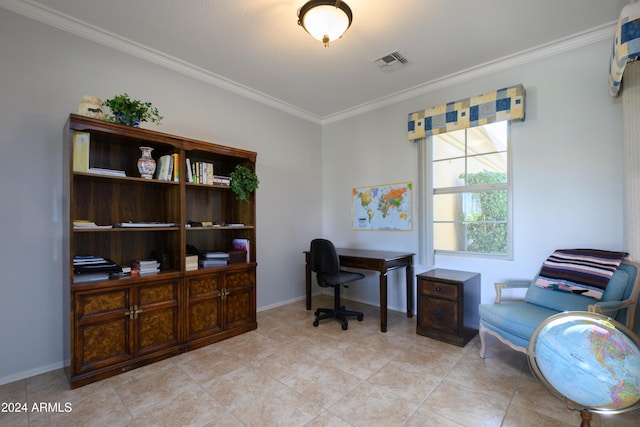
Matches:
[[527, 312, 640, 427], [579, 410, 591, 427]]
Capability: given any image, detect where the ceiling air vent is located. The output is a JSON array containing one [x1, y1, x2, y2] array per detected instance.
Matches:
[[373, 50, 409, 72]]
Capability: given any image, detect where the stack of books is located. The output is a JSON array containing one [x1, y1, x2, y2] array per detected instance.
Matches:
[[73, 255, 121, 283], [198, 251, 230, 268], [185, 255, 198, 271], [132, 259, 160, 275]]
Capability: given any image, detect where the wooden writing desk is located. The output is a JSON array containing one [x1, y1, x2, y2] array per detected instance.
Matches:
[[304, 248, 414, 332]]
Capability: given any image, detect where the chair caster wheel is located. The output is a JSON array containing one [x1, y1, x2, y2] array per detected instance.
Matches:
[[313, 320, 319, 327], [357, 314, 363, 321], [342, 323, 348, 330]]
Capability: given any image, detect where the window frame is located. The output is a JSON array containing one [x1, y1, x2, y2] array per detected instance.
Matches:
[[418, 121, 513, 263]]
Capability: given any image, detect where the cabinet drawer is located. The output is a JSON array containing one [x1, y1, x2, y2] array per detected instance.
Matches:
[[339, 256, 379, 270], [419, 280, 458, 300], [421, 298, 458, 335]]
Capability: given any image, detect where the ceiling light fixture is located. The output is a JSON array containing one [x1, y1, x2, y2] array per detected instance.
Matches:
[[297, 0, 353, 47]]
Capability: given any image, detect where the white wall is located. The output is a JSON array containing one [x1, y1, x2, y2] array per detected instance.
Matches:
[[0, 9, 322, 384], [321, 39, 626, 324]]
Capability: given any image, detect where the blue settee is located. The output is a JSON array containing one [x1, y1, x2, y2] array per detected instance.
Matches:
[[478, 259, 640, 358]]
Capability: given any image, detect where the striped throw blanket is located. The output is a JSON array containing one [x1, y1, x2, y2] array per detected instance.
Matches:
[[535, 249, 628, 300]]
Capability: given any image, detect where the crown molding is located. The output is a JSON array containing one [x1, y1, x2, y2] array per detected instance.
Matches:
[[322, 22, 616, 124], [0, 0, 323, 124], [1, 0, 615, 125]]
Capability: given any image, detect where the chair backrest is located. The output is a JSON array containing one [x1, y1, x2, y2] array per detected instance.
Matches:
[[310, 238, 340, 276], [524, 259, 640, 328], [615, 259, 640, 327]]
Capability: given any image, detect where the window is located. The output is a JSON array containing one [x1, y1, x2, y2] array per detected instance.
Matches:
[[430, 121, 511, 257]]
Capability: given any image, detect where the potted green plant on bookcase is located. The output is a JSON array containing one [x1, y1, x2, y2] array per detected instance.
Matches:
[[102, 93, 163, 127], [230, 165, 259, 201]]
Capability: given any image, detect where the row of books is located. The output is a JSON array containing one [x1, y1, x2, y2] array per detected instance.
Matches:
[[185, 158, 231, 185], [72, 132, 235, 185]]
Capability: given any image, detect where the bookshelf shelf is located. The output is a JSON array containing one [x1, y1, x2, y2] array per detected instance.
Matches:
[[186, 182, 231, 189], [186, 226, 255, 231], [71, 269, 183, 290], [64, 114, 257, 388], [73, 227, 181, 232], [74, 172, 181, 185]]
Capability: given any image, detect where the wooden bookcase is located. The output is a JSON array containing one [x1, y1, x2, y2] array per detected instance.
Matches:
[[62, 114, 257, 388]]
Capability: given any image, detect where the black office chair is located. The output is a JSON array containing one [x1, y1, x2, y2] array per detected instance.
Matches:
[[310, 238, 364, 330]]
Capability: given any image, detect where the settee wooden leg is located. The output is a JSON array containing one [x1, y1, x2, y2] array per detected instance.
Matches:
[[478, 322, 487, 359]]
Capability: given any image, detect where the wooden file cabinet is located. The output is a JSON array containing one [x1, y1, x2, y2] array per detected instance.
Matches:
[[416, 269, 480, 346]]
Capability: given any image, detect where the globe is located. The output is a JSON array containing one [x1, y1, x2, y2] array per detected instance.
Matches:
[[528, 312, 640, 416]]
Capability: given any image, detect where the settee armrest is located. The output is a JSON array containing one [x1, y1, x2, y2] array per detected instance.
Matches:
[[588, 299, 634, 313], [494, 280, 530, 303]]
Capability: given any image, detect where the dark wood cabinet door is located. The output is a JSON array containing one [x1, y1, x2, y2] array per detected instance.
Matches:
[[420, 297, 458, 335], [224, 267, 256, 330], [74, 287, 133, 374], [185, 273, 223, 341], [135, 279, 181, 356]]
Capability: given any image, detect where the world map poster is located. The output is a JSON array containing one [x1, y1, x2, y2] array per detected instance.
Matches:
[[352, 182, 413, 231]]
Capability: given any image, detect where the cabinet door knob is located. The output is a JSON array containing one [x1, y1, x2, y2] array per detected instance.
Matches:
[[127, 305, 143, 319]]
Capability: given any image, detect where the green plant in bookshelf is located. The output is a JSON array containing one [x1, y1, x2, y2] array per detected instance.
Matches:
[[230, 165, 259, 202], [102, 93, 163, 126]]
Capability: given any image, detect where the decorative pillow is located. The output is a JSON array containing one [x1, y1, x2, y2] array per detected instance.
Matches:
[[534, 249, 628, 300]]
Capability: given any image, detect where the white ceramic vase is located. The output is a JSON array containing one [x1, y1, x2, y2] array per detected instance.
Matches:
[[137, 146, 156, 179]]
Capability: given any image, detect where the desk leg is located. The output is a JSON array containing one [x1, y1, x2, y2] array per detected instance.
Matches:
[[305, 259, 312, 310], [406, 262, 414, 318], [380, 273, 388, 333]]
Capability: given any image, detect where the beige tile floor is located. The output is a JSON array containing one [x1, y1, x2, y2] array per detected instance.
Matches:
[[1, 295, 639, 427]]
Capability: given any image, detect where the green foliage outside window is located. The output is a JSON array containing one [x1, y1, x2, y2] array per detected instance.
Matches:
[[460, 171, 508, 254]]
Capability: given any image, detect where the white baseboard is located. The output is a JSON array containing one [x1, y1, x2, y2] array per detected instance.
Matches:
[[257, 295, 307, 312], [0, 361, 66, 386]]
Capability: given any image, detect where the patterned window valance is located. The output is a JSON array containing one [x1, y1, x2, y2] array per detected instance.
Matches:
[[609, 2, 640, 97], [407, 84, 525, 142]]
